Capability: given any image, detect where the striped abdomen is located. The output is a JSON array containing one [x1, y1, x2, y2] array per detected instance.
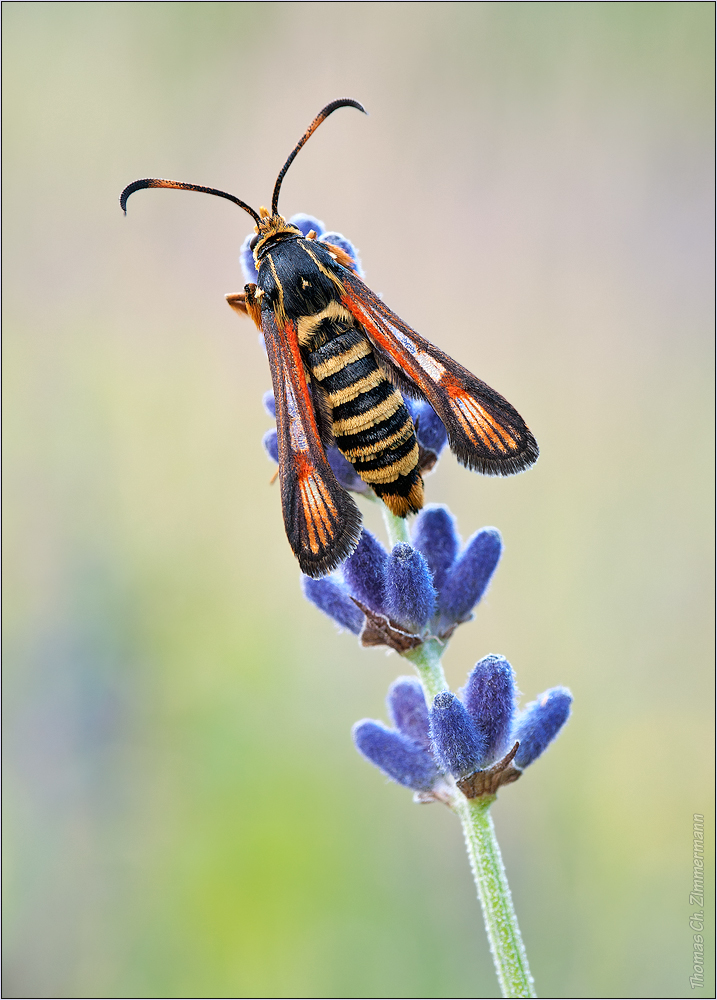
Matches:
[[299, 303, 424, 516]]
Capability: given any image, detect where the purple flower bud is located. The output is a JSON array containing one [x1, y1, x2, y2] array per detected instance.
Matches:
[[429, 692, 487, 777], [412, 400, 448, 456], [319, 231, 364, 277], [289, 213, 325, 238], [463, 655, 517, 766], [239, 233, 258, 284], [513, 687, 573, 769], [402, 396, 420, 420], [262, 390, 276, 418], [353, 720, 439, 790], [402, 397, 426, 439], [385, 544, 437, 631], [262, 428, 278, 464], [342, 530, 389, 615], [387, 677, 431, 749], [301, 577, 364, 635], [327, 446, 370, 494], [438, 528, 503, 628], [412, 505, 460, 592]]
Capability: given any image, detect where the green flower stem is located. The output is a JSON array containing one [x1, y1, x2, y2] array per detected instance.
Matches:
[[453, 795, 536, 999], [380, 501, 534, 997], [381, 505, 411, 548], [403, 638, 448, 703]]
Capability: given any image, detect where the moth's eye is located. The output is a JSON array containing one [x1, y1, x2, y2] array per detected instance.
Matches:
[[249, 234, 259, 250]]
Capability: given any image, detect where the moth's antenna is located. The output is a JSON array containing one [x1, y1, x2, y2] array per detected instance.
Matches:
[[120, 178, 262, 225], [271, 99, 367, 217]]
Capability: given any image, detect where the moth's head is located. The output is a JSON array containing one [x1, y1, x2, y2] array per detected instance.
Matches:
[[250, 208, 303, 263]]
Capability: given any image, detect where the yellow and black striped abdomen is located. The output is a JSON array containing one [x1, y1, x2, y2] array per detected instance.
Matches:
[[302, 311, 424, 517]]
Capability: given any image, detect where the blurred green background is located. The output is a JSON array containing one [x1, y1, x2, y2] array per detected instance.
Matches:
[[3, 3, 713, 997]]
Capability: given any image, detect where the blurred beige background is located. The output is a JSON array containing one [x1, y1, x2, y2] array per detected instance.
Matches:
[[3, 3, 714, 998]]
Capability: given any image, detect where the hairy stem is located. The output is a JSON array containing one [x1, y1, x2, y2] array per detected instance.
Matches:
[[380, 501, 534, 997], [453, 795, 536, 998], [403, 638, 448, 704], [381, 505, 411, 548]]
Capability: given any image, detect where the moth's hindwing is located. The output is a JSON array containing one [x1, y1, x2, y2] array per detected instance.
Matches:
[[339, 269, 539, 475], [262, 308, 362, 577]]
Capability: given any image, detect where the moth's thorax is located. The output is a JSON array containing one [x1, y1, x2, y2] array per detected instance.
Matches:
[[252, 214, 303, 263], [256, 233, 345, 323]]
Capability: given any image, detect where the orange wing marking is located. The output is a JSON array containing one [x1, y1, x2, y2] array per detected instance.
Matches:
[[449, 390, 514, 453], [297, 459, 338, 554]]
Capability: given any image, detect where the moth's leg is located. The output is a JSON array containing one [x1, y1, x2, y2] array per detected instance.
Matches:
[[226, 284, 263, 327], [225, 292, 248, 315]]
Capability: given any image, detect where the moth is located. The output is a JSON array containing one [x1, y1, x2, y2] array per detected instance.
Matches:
[[120, 99, 538, 578]]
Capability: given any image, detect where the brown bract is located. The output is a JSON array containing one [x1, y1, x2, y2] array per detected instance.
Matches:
[[351, 598, 423, 653], [456, 742, 522, 799]]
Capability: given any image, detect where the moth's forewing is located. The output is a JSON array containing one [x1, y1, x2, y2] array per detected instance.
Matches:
[[339, 270, 539, 475], [262, 309, 362, 577]]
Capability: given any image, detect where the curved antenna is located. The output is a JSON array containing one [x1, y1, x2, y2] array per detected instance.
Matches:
[[119, 178, 261, 224], [271, 98, 367, 216]]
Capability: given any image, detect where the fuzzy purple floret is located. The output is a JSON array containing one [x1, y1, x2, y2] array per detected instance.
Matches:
[[353, 720, 438, 791], [387, 677, 431, 750], [301, 577, 364, 635], [319, 231, 364, 277], [385, 544, 437, 630], [412, 400, 448, 456], [239, 233, 258, 284], [342, 530, 389, 615], [262, 390, 276, 418], [412, 505, 460, 592], [289, 213, 325, 238], [438, 527, 503, 627], [463, 655, 517, 766], [326, 446, 369, 493], [513, 687, 573, 768], [262, 428, 279, 464], [429, 691, 487, 777]]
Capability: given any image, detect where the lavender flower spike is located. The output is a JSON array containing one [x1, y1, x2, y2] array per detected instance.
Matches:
[[387, 677, 431, 750], [262, 390, 276, 418], [353, 720, 439, 791], [301, 576, 364, 635], [326, 446, 371, 495], [319, 231, 364, 277], [438, 527, 503, 630], [239, 233, 259, 284], [262, 428, 279, 464], [289, 213, 326, 238], [385, 544, 437, 631], [513, 687, 573, 769], [412, 505, 460, 592], [410, 400, 448, 458], [463, 655, 517, 767], [342, 529, 389, 615], [430, 692, 487, 778]]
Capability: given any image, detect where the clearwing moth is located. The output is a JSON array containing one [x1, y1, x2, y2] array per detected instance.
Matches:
[[120, 99, 538, 578]]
